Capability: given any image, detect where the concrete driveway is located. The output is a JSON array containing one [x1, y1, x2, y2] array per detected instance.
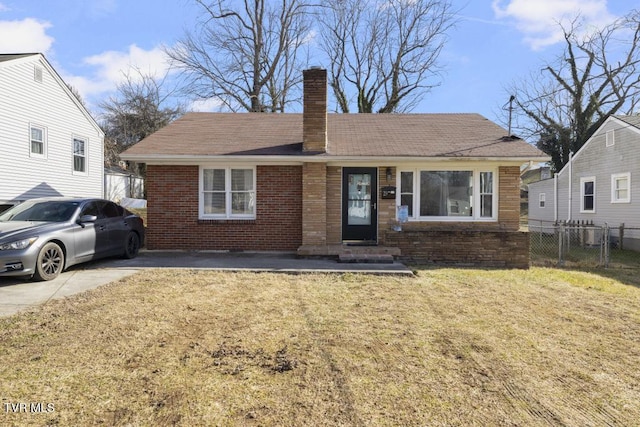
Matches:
[[0, 251, 412, 317]]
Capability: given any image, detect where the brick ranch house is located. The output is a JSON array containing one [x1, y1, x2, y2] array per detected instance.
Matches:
[[121, 68, 548, 268]]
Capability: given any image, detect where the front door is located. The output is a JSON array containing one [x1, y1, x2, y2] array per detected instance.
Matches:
[[342, 167, 377, 242]]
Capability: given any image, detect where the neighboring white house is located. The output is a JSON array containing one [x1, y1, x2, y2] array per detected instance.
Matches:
[[528, 115, 640, 250], [104, 166, 144, 203], [0, 53, 104, 212]]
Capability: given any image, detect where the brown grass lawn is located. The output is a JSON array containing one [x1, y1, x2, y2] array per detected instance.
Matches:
[[1, 267, 640, 426]]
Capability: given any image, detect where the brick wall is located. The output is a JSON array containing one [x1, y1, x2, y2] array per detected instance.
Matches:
[[498, 166, 521, 231], [301, 162, 327, 245], [326, 166, 342, 244], [302, 68, 327, 153], [146, 165, 302, 251], [385, 229, 530, 268]]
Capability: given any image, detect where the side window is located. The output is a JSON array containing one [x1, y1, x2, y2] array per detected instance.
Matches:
[[73, 137, 87, 173], [580, 177, 596, 213], [539, 193, 546, 208], [30, 124, 46, 157], [102, 202, 120, 218], [81, 202, 100, 218]]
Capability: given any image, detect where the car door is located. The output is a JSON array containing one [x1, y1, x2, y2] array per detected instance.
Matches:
[[101, 201, 128, 255], [73, 201, 110, 260]]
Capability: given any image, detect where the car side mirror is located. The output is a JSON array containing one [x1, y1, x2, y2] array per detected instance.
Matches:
[[78, 214, 98, 226]]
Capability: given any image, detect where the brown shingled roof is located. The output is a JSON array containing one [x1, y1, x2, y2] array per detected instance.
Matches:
[[122, 112, 547, 160]]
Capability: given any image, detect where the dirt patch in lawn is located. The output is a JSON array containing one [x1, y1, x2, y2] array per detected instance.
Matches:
[[1, 268, 639, 426]]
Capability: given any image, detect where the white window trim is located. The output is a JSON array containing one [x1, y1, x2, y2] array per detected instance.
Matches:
[[72, 136, 88, 175], [539, 193, 546, 208], [605, 129, 615, 147], [199, 165, 256, 220], [611, 172, 630, 204], [395, 167, 498, 222], [580, 176, 596, 213], [29, 123, 47, 158]]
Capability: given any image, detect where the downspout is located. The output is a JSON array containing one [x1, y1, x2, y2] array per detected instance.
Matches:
[[553, 173, 558, 223], [566, 151, 573, 221]]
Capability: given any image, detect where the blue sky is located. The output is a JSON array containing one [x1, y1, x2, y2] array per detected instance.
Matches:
[[0, 0, 633, 126]]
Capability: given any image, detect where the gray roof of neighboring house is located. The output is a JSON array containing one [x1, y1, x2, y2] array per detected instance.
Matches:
[[122, 112, 548, 160], [615, 115, 640, 129], [0, 53, 38, 62]]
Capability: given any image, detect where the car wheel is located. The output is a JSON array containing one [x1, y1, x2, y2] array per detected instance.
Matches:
[[33, 242, 65, 281], [123, 231, 140, 259]]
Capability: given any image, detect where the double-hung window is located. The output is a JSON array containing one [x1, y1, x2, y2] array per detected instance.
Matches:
[[397, 168, 496, 221], [580, 177, 595, 213], [30, 125, 46, 157], [200, 166, 255, 219], [611, 173, 630, 203], [73, 137, 87, 173]]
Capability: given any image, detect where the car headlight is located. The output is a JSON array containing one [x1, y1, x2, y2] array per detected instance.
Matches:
[[0, 237, 38, 251]]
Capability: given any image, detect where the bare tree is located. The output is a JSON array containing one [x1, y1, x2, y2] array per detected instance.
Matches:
[[319, 0, 456, 113], [99, 69, 184, 171], [509, 10, 640, 171], [165, 0, 312, 112]]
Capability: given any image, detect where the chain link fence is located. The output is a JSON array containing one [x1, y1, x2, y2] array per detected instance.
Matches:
[[528, 220, 640, 269]]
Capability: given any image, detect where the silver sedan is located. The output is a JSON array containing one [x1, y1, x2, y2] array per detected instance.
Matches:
[[0, 197, 144, 281]]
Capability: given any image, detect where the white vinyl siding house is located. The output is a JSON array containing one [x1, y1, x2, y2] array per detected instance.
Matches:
[[528, 115, 640, 250], [0, 54, 104, 208]]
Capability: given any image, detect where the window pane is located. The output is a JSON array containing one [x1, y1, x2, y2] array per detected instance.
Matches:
[[400, 172, 413, 193], [31, 127, 43, 141], [231, 169, 253, 191], [584, 181, 594, 195], [480, 172, 493, 193], [74, 156, 85, 172], [74, 139, 85, 155], [481, 195, 493, 217], [231, 191, 254, 215], [420, 171, 472, 217], [203, 169, 225, 191], [204, 192, 226, 214], [31, 141, 43, 154], [400, 195, 413, 217], [584, 196, 594, 211]]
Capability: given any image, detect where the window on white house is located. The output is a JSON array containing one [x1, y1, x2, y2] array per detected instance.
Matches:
[[611, 173, 630, 203], [201, 167, 255, 219], [539, 193, 546, 208], [73, 138, 87, 173], [606, 129, 615, 147], [398, 169, 495, 220], [580, 177, 595, 213], [30, 125, 46, 156]]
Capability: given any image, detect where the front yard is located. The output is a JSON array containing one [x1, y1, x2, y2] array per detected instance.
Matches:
[[1, 267, 639, 426]]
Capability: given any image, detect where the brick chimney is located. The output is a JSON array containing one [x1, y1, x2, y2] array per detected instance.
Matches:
[[302, 67, 327, 153]]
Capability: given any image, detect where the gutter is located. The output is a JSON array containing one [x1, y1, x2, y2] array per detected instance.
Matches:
[[120, 154, 551, 165]]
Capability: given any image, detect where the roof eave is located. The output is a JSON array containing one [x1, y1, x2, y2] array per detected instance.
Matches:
[[120, 153, 551, 165]]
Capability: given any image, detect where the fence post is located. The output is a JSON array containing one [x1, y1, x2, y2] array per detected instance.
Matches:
[[558, 223, 565, 266], [604, 224, 610, 268], [619, 223, 624, 250]]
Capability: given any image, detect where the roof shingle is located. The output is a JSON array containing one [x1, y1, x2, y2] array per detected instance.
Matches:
[[122, 112, 547, 160]]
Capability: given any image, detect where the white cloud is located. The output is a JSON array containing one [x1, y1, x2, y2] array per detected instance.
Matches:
[[492, 0, 616, 50], [189, 98, 224, 112], [0, 18, 54, 53], [65, 44, 172, 100]]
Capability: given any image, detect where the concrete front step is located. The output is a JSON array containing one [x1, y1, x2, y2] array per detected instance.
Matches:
[[297, 244, 401, 258], [338, 253, 395, 264]]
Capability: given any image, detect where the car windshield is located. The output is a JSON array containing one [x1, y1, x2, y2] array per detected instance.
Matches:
[[0, 201, 80, 222]]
